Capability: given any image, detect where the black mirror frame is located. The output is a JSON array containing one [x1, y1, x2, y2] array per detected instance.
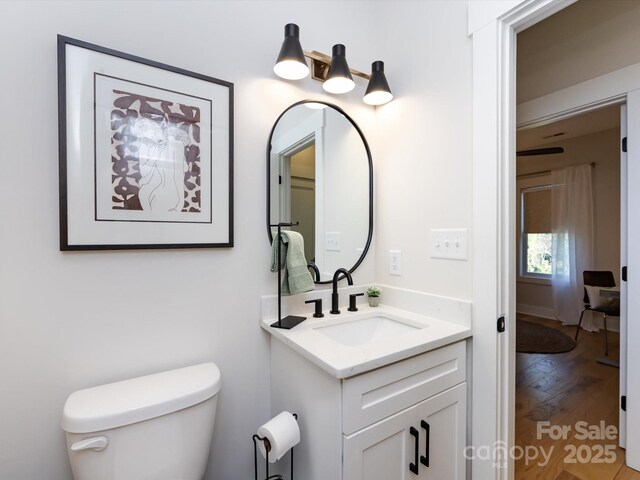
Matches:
[[266, 100, 373, 284]]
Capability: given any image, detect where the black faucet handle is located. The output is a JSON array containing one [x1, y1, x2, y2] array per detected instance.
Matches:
[[305, 298, 324, 318], [348, 293, 365, 312]]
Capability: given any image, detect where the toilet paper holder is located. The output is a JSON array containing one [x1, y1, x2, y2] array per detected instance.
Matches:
[[252, 413, 298, 480]]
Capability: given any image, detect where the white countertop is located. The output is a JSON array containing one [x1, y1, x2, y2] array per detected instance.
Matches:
[[261, 304, 472, 379]]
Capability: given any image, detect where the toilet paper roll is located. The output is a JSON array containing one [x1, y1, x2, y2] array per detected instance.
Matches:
[[257, 411, 300, 463]]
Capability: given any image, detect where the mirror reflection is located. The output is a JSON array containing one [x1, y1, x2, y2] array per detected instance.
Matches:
[[268, 101, 372, 283]]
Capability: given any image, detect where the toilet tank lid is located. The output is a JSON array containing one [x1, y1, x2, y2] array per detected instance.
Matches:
[[61, 362, 221, 434]]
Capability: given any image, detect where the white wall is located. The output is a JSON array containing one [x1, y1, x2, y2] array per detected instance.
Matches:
[[0, 2, 378, 479], [516, 128, 621, 327], [0, 2, 477, 478], [323, 107, 370, 277], [374, 0, 473, 300], [517, 0, 640, 103]]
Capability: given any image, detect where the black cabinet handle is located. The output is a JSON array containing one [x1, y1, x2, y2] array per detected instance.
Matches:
[[420, 420, 430, 467], [409, 426, 419, 474]]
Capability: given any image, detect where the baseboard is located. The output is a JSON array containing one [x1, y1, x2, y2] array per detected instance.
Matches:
[[517, 304, 620, 333], [516, 304, 555, 320], [590, 315, 620, 333]]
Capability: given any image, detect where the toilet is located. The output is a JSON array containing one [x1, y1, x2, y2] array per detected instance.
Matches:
[[61, 362, 221, 480]]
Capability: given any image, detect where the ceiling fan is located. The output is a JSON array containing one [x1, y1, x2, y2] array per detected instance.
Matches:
[[516, 147, 564, 156]]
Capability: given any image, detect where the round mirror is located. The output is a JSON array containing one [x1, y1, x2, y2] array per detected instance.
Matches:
[[267, 101, 373, 283]]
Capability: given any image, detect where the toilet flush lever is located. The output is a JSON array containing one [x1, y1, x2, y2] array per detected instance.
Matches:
[[70, 436, 108, 452]]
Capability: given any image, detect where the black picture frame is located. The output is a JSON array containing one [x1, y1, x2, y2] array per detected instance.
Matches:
[[58, 35, 234, 250]]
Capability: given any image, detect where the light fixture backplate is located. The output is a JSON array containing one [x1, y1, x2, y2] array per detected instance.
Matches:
[[305, 50, 370, 83], [311, 58, 330, 82]]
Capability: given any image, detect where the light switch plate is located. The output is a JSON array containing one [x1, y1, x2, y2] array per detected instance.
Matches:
[[325, 232, 341, 252], [430, 229, 468, 260], [389, 250, 402, 275]]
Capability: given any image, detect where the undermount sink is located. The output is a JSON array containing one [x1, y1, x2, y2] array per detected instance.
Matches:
[[312, 315, 424, 347], [262, 302, 472, 378]]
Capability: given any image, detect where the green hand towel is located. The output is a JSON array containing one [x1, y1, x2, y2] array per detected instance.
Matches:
[[270, 231, 315, 295]]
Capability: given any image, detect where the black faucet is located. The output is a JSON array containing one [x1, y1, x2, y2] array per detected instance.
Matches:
[[307, 263, 320, 282], [330, 268, 353, 314]]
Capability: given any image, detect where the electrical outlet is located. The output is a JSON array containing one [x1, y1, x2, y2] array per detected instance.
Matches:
[[325, 232, 341, 251], [430, 229, 468, 260], [389, 250, 402, 276]]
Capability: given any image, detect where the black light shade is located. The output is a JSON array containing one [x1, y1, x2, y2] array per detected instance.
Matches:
[[363, 61, 393, 105], [274, 23, 309, 80], [323, 44, 355, 94]]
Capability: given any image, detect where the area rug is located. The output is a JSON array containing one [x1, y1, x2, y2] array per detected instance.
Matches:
[[516, 320, 576, 354]]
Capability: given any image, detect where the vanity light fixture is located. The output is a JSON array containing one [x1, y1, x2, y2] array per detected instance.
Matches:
[[273, 23, 310, 80], [363, 61, 393, 106], [273, 24, 393, 105], [322, 44, 355, 94]]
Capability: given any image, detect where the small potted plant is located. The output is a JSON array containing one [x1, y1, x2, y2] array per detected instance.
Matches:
[[366, 285, 381, 307]]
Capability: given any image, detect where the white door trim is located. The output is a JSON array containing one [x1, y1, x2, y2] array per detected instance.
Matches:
[[517, 62, 640, 128], [472, 0, 640, 477], [620, 103, 628, 450], [471, 2, 576, 479], [626, 89, 640, 470], [271, 110, 326, 272]]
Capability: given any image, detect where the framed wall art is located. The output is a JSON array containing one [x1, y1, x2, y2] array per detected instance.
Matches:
[[58, 35, 233, 250]]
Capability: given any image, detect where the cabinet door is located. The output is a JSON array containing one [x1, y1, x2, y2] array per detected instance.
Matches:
[[343, 399, 420, 480], [414, 383, 466, 479], [343, 383, 466, 480]]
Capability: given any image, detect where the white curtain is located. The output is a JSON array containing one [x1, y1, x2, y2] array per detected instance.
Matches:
[[551, 165, 595, 329]]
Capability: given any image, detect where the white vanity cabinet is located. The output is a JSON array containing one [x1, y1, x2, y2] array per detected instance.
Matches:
[[343, 383, 466, 479], [269, 338, 467, 480]]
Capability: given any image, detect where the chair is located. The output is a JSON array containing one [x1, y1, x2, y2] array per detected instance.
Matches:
[[574, 270, 619, 356]]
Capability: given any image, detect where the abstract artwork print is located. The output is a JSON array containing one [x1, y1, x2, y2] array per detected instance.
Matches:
[[110, 89, 202, 214], [94, 74, 213, 224]]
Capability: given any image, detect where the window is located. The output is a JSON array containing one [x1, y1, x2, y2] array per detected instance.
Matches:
[[525, 232, 552, 275], [520, 185, 552, 278]]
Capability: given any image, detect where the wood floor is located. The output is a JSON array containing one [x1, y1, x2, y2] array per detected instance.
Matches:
[[515, 314, 640, 480]]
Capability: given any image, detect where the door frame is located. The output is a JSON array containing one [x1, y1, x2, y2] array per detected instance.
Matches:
[[270, 110, 326, 271], [471, 0, 639, 478], [277, 134, 316, 223], [620, 103, 628, 450]]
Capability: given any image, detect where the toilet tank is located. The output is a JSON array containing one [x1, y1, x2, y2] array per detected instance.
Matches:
[[61, 363, 221, 480]]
